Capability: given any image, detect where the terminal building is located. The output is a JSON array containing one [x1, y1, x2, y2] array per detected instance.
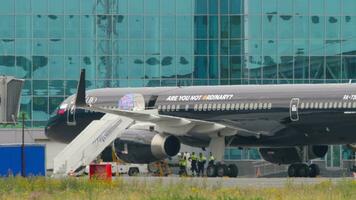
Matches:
[[0, 0, 355, 175]]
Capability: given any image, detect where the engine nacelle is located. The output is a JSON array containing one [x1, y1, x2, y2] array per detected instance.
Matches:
[[259, 145, 328, 165], [114, 129, 180, 163]]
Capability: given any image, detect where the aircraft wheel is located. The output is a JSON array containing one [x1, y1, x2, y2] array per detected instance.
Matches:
[[308, 164, 320, 178], [216, 164, 228, 177], [128, 167, 139, 176], [297, 164, 309, 177], [288, 164, 298, 177], [227, 164, 238, 177], [206, 165, 216, 177]]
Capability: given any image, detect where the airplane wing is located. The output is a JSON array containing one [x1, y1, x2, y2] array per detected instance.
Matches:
[[74, 69, 262, 138]]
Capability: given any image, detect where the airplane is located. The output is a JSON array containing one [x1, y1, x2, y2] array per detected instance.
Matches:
[[45, 69, 356, 177]]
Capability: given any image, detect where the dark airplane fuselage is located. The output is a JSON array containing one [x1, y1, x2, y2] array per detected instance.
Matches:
[[45, 84, 356, 147]]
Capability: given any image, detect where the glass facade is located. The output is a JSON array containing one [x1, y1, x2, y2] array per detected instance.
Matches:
[[0, 1, 356, 165]]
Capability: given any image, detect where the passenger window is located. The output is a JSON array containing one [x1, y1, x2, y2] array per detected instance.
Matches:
[[305, 102, 309, 109], [167, 105, 171, 111], [245, 103, 249, 110], [338, 102, 342, 108], [253, 103, 258, 110], [353, 102, 356, 108], [212, 103, 217, 111], [194, 104, 198, 111], [310, 102, 314, 109], [348, 102, 352, 108], [176, 105, 180, 111], [267, 103, 272, 109], [203, 104, 207, 111], [319, 102, 323, 109], [217, 103, 221, 111], [208, 103, 212, 111], [198, 104, 203, 111], [249, 103, 254, 110], [263, 102, 267, 109], [185, 104, 189, 111], [235, 103, 239, 110], [221, 103, 226, 111], [300, 102, 305, 109], [240, 103, 244, 110], [231, 103, 235, 110], [333, 102, 337, 109], [226, 103, 231, 110], [324, 102, 328, 109], [162, 105, 166, 111], [343, 102, 347, 108], [258, 102, 263, 110], [171, 105, 176, 111]]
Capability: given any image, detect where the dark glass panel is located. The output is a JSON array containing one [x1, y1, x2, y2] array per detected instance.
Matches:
[[49, 97, 64, 116], [33, 97, 49, 121], [176, 56, 192, 78], [342, 57, 356, 79], [249, 15, 262, 39], [195, 0, 207, 15], [230, 0, 242, 14], [32, 56, 48, 79], [279, 15, 293, 39], [230, 40, 242, 55], [49, 56, 64, 79], [221, 56, 229, 79], [49, 81, 64, 96], [16, 55, 32, 79], [161, 16, 175, 39], [278, 56, 294, 79], [310, 0, 324, 15], [220, 16, 229, 39], [294, 0, 308, 15], [0, 56, 15, 76], [16, 0, 31, 13], [65, 0, 80, 13], [65, 56, 80, 79], [294, 56, 309, 79], [82, 56, 96, 80], [20, 96, 32, 121], [263, 55, 278, 79], [220, 0, 229, 14], [49, 0, 64, 14], [209, 40, 218, 55], [326, 16, 340, 39], [176, 0, 192, 14], [278, 0, 293, 14], [32, 0, 48, 13], [230, 16, 242, 38], [221, 40, 229, 55], [195, 40, 207, 55], [325, 56, 341, 80], [310, 56, 325, 79], [194, 56, 207, 78], [65, 80, 78, 95], [263, 0, 277, 14], [230, 56, 242, 79], [128, 80, 144, 87], [22, 80, 31, 96], [209, 0, 218, 14], [342, 40, 356, 55], [263, 14, 277, 39], [16, 15, 31, 38], [160, 0, 175, 15], [129, 56, 144, 79], [248, 0, 261, 14], [145, 56, 160, 79], [177, 16, 193, 39], [209, 56, 218, 79], [177, 40, 193, 55], [325, 0, 341, 15], [0, 16, 14, 38], [209, 16, 218, 39], [195, 16, 207, 39], [33, 80, 48, 96]]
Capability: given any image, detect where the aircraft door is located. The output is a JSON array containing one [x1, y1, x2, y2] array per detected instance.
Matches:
[[290, 98, 300, 121], [67, 102, 76, 126]]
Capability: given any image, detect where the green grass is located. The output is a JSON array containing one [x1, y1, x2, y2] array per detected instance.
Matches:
[[0, 177, 355, 200]]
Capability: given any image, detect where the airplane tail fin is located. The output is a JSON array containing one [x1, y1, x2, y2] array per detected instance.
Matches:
[[75, 69, 87, 107]]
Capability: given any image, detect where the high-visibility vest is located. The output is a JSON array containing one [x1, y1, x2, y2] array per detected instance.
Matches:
[[198, 156, 206, 162], [209, 156, 215, 161], [190, 154, 197, 161]]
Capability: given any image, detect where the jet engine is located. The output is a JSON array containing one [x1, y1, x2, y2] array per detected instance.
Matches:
[[259, 145, 328, 165], [113, 129, 180, 163]]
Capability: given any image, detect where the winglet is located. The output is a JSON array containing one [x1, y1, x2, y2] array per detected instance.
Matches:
[[75, 69, 87, 107]]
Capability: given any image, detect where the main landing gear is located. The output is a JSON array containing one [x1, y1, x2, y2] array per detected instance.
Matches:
[[288, 163, 320, 177], [206, 163, 239, 177]]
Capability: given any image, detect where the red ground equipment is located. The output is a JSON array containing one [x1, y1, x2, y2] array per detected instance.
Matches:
[[89, 164, 112, 181]]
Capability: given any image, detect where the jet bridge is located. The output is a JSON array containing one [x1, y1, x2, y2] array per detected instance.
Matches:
[[0, 76, 24, 124], [53, 113, 134, 176]]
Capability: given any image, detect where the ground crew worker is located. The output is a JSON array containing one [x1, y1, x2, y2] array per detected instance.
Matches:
[[197, 152, 206, 177], [178, 156, 187, 176], [208, 152, 215, 166], [189, 152, 198, 176]]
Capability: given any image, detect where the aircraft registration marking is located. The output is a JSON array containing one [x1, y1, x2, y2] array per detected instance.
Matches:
[[166, 94, 234, 102]]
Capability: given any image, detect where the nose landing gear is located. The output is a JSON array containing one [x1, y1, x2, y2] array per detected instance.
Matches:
[[288, 163, 320, 177]]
